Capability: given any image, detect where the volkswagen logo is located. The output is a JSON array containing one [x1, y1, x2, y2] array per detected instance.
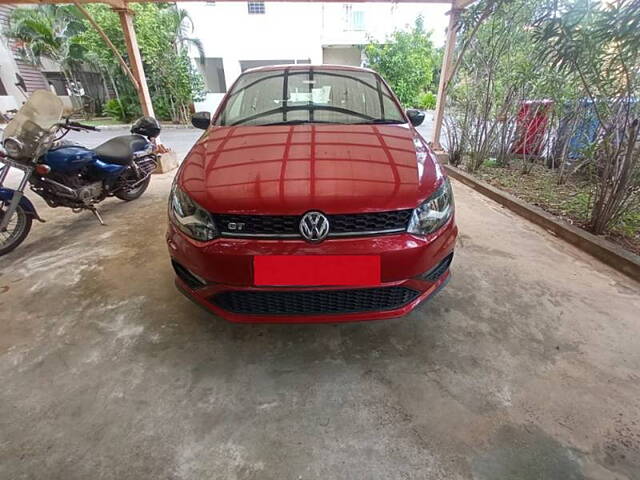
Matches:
[[299, 211, 330, 243]]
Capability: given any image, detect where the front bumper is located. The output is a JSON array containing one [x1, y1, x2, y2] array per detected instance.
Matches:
[[167, 218, 457, 323]]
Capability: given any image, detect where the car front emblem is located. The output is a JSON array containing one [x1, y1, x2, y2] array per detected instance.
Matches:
[[299, 211, 330, 243]]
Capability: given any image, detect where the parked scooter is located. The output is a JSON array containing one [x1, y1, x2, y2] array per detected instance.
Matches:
[[0, 90, 161, 256]]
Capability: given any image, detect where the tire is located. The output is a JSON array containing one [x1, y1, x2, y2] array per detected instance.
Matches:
[[0, 202, 33, 256], [115, 175, 151, 201]]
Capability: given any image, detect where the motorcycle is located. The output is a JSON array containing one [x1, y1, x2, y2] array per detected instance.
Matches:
[[0, 90, 161, 256]]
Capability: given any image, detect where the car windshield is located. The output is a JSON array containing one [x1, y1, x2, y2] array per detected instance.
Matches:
[[216, 68, 406, 126]]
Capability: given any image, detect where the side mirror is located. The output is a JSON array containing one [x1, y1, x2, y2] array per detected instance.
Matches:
[[406, 109, 425, 127], [192, 111, 211, 130]]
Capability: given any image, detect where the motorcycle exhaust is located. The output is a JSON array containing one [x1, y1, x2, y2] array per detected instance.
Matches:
[[40, 178, 77, 199]]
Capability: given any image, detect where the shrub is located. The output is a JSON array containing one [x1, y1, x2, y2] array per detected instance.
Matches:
[[102, 97, 140, 123], [364, 16, 437, 106], [415, 92, 436, 110]]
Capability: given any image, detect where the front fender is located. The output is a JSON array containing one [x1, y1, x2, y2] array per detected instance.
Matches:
[[0, 188, 42, 221]]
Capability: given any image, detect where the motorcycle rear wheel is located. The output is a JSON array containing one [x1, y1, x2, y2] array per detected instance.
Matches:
[[115, 176, 151, 201], [0, 202, 32, 256]]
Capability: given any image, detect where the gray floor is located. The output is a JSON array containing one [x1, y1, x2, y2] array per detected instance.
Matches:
[[1, 127, 639, 479]]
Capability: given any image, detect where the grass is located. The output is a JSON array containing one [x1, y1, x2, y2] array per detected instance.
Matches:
[[464, 160, 640, 256]]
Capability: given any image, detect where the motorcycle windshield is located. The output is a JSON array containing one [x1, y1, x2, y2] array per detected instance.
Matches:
[[2, 90, 64, 157]]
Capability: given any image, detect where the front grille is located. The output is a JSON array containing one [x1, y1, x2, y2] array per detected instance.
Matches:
[[211, 286, 420, 315], [329, 211, 413, 234], [212, 210, 412, 239]]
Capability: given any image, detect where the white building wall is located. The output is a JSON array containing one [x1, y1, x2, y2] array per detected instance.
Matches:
[[0, 38, 23, 113], [185, 2, 324, 85]]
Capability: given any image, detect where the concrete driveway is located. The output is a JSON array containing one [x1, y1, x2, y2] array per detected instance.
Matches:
[[1, 130, 640, 480]]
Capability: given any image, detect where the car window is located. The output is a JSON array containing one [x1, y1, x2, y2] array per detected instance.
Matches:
[[216, 68, 406, 126]]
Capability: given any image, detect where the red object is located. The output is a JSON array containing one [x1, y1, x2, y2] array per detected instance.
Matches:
[[511, 100, 553, 156], [35, 164, 51, 175], [168, 65, 457, 323], [254, 255, 380, 286]]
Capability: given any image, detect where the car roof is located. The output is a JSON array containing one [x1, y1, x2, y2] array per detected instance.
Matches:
[[242, 64, 378, 75]]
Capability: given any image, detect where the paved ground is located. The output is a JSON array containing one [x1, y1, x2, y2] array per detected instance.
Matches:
[[1, 128, 640, 480]]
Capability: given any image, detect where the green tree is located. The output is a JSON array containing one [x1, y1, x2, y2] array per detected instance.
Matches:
[[5, 3, 206, 123], [364, 16, 437, 106], [4, 5, 84, 108], [534, 0, 640, 234], [73, 3, 206, 123]]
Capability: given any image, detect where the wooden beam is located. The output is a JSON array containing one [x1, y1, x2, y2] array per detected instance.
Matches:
[[116, 8, 154, 118], [73, 2, 139, 90], [431, 7, 461, 150]]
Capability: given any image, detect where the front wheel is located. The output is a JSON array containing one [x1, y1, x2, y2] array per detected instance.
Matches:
[[0, 201, 33, 256], [114, 176, 151, 201]]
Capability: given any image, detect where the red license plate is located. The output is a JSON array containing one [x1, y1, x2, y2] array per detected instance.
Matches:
[[253, 255, 381, 286]]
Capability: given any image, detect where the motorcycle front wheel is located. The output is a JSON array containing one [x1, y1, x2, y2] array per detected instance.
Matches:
[[0, 201, 32, 256]]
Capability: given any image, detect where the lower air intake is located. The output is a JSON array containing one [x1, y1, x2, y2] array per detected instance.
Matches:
[[212, 286, 420, 316], [172, 260, 205, 289], [423, 253, 453, 282]]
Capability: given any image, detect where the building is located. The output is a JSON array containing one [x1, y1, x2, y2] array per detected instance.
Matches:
[[186, 1, 447, 113]]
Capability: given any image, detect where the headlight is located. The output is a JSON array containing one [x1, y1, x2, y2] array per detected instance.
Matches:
[[169, 183, 218, 241], [407, 178, 454, 236], [4, 137, 24, 159]]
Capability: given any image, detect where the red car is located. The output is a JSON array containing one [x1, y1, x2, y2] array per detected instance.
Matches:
[[167, 65, 457, 323]]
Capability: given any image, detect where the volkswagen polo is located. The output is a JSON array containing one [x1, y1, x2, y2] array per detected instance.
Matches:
[[167, 65, 457, 323]]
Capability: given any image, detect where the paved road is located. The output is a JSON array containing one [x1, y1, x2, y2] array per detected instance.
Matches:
[[1, 135, 639, 478]]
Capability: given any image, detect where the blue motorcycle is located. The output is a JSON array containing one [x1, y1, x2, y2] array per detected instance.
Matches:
[[0, 90, 161, 256]]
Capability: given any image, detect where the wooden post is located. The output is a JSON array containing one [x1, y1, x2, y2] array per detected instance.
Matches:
[[74, 3, 139, 90], [432, 7, 461, 150], [116, 8, 155, 118]]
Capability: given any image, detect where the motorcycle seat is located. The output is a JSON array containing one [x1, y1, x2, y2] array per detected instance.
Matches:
[[92, 134, 150, 165]]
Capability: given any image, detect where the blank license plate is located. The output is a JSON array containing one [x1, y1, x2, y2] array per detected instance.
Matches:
[[253, 255, 381, 286]]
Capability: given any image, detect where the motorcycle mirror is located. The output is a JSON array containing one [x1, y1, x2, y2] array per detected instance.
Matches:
[[191, 112, 211, 130]]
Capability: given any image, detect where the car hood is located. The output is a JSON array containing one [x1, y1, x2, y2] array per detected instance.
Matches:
[[179, 124, 442, 214]]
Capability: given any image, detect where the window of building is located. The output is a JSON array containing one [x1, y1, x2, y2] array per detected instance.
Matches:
[[343, 4, 365, 31], [198, 58, 227, 93], [351, 11, 365, 30], [247, 1, 265, 14]]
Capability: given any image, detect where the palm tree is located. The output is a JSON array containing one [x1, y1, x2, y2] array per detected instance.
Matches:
[[168, 6, 205, 65]]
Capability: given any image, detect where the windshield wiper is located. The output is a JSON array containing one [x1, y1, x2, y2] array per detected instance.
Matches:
[[353, 119, 405, 125], [231, 105, 375, 126], [262, 120, 334, 126]]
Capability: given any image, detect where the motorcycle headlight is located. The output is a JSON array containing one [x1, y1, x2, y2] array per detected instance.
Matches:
[[169, 183, 218, 241], [407, 178, 454, 236], [4, 137, 24, 159]]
